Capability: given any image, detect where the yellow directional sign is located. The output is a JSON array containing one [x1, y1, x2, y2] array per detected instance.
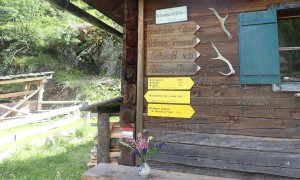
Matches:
[[148, 77, 194, 90], [147, 104, 195, 118], [144, 91, 190, 104]]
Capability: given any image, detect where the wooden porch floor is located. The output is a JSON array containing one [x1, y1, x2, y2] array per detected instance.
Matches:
[[82, 163, 235, 180]]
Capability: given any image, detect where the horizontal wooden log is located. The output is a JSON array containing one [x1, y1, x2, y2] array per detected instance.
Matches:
[[191, 76, 240, 86], [196, 53, 239, 68], [0, 90, 35, 99], [144, 115, 300, 138], [195, 23, 238, 43], [148, 161, 293, 180], [0, 105, 81, 130], [189, 85, 294, 98], [144, 0, 291, 20], [189, 97, 300, 108], [145, 130, 300, 153], [152, 150, 300, 178], [195, 41, 239, 57], [191, 106, 300, 120], [195, 65, 240, 76], [0, 77, 46, 85], [39, 101, 81, 104]]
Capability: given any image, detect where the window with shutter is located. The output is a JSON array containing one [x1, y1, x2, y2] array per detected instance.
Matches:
[[238, 9, 280, 84]]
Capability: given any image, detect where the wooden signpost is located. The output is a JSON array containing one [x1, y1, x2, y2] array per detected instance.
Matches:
[[147, 104, 195, 118], [145, 21, 199, 118], [144, 91, 190, 104], [147, 62, 200, 76], [147, 21, 200, 36], [148, 77, 194, 90], [147, 35, 200, 49], [147, 48, 200, 62]]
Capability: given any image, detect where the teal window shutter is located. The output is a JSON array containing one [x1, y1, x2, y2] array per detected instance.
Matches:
[[238, 9, 280, 84]]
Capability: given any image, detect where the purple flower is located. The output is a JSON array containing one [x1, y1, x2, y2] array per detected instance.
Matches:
[[120, 133, 166, 165], [156, 142, 166, 149]]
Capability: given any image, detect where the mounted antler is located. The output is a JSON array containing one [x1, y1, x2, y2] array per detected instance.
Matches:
[[211, 42, 235, 76], [208, 8, 232, 39]]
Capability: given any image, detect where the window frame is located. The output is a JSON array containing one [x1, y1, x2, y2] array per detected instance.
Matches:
[[268, 2, 300, 92]]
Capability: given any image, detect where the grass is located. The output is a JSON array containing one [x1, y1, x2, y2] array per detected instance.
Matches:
[[0, 116, 97, 154], [0, 137, 93, 180], [0, 123, 96, 180]]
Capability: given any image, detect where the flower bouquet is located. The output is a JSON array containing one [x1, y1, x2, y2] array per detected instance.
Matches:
[[120, 133, 166, 177]]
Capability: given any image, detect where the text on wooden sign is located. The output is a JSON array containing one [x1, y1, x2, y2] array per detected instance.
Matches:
[[147, 62, 200, 76], [147, 48, 200, 62], [147, 35, 200, 49], [148, 77, 194, 90], [147, 21, 200, 36], [148, 104, 195, 118], [144, 91, 190, 104]]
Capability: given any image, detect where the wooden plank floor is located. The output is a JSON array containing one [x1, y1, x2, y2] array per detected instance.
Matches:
[[82, 163, 235, 180]]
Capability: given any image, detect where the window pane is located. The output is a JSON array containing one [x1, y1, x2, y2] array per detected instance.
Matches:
[[278, 17, 300, 79]]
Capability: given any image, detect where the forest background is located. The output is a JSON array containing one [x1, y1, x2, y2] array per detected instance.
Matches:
[[0, 0, 122, 103]]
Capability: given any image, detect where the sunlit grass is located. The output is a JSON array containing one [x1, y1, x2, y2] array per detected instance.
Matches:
[[0, 119, 97, 180]]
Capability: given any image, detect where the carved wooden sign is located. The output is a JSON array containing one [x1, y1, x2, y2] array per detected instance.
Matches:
[[147, 48, 200, 62], [148, 77, 194, 90], [147, 35, 200, 49], [147, 21, 200, 37], [147, 62, 200, 76], [148, 104, 195, 118], [144, 90, 190, 104]]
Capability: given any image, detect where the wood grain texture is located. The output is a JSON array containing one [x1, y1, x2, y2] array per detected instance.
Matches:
[[124, 65, 137, 83], [152, 149, 300, 178], [97, 113, 110, 163], [148, 161, 295, 180], [141, 0, 299, 178], [145, 130, 300, 153], [144, 115, 300, 138]]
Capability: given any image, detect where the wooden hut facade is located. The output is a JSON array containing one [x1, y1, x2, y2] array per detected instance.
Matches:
[[51, 0, 300, 179]]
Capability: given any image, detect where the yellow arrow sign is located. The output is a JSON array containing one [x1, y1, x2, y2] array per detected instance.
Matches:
[[148, 77, 194, 90], [144, 91, 190, 104], [147, 104, 195, 118]]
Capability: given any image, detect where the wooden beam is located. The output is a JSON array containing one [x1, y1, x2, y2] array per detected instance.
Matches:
[[0, 104, 30, 115], [83, 0, 124, 26], [0, 105, 81, 130], [37, 81, 44, 111], [97, 113, 110, 163], [0, 89, 39, 118], [0, 90, 35, 99], [0, 76, 52, 85], [135, 0, 144, 137], [39, 101, 82, 104], [46, 0, 122, 38]]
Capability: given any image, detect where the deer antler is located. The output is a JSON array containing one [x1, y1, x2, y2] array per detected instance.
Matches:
[[209, 8, 232, 39], [211, 42, 235, 76]]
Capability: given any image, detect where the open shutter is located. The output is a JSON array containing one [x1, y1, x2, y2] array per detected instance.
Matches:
[[238, 9, 280, 84]]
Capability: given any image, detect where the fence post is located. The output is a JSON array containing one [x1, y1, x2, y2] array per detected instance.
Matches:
[[97, 113, 110, 163]]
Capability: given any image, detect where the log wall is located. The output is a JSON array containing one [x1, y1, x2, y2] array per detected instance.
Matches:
[[142, 0, 300, 179], [119, 0, 138, 166]]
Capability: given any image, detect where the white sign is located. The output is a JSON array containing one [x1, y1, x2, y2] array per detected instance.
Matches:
[[156, 6, 188, 24]]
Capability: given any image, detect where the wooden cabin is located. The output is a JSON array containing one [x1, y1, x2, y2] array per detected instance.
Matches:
[[50, 0, 300, 179]]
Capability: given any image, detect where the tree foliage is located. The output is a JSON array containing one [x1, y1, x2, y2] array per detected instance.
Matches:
[[0, 0, 122, 77]]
